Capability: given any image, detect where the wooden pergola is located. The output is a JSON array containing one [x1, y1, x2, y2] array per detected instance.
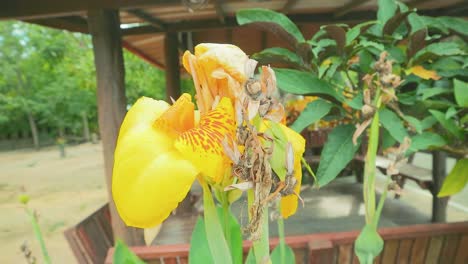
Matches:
[[2, 0, 466, 246]]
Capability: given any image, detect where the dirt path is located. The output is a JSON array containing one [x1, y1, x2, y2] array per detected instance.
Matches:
[[0, 143, 108, 263]]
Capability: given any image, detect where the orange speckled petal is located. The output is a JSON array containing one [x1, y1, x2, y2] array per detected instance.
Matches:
[[175, 97, 236, 183]]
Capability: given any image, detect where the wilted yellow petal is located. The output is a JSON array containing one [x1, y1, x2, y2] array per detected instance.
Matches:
[[175, 97, 236, 183], [408, 65, 441, 80], [113, 95, 198, 228], [279, 124, 306, 218]]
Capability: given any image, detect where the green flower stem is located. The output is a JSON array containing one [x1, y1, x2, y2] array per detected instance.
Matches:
[[26, 208, 51, 264], [247, 190, 271, 264], [277, 207, 286, 264], [220, 191, 232, 252]]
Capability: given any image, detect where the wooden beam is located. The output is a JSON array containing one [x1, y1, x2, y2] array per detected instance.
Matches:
[[122, 41, 165, 69], [164, 32, 181, 101], [87, 8, 144, 246], [334, 0, 370, 18], [26, 16, 89, 33], [282, 0, 299, 13], [214, 0, 226, 23], [1, 0, 176, 20], [126, 9, 166, 30]]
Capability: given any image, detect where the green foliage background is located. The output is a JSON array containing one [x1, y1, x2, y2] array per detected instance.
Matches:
[[0, 21, 194, 146]]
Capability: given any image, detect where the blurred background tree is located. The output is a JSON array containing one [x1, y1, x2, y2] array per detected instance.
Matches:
[[0, 21, 194, 150]]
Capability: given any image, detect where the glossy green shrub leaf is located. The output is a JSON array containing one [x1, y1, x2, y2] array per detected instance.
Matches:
[[454, 79, 468, 107], [189, 218, 214, 264], [291, 99, 333, 133], [382, 128, 397, 149], [274, 68, 342, 101], [419, 87, 452, 101], [379, 108, 408, 143], [114, 240, 146, 264], [429, 110, 464, 139], [375, 0, 398, 35], [412, 42, 465, 65], [354, 224, 384, 264], [438, 159, 468, 197], [346, 21, 378, 46], [236, 9, 304, 46], [317, 125, 361, 187], [403, 115, 422, 134], [251, 47, 304, 69], [270, 244, 295, 264], [407, 132, 446, 154]]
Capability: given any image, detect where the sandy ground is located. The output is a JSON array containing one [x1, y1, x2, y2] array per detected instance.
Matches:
[[0, 143, 108, 264], [0, 143, 466, 264]]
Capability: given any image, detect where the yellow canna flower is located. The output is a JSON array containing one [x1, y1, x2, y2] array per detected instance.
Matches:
[[112, 93, 235, 228], [182, 43, 249, 113]]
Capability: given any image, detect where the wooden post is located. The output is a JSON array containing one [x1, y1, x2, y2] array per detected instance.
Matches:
[[87, 9, 144, 246], [431, 151, 449, 223], [164, 32, 181, 102]]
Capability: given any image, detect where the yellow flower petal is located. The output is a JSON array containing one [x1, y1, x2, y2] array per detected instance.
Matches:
[[279, 124, 306, 218], [175, 97, 236, 183], [113, 95, 198, 228], [408, 65, 441, 80]]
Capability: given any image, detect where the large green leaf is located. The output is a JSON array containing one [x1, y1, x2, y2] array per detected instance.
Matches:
[[189, 218, 214, 264], [270, 244, 295, 264], [202, 184, 233, 264], [236, 8, 304, 46], [375, 0, 398, 35], [407, 132, 446, 154], [407, 13, 426, 34], [438, 159, 468, 197], [454, 79, 468, 107], [316, 125, 361, 186], [354, 224, 384, 264], [346, 21, 378, 46], [379, 108, 408, 143], [291, 99, 333, 133], [429, 110, 464, 139], [412, 42, 465, 65], [382, 127, 397, 149], [274, 68, 342, 101], [419, 87, 452, 101], [217, 208, 243, 264], [251, 48, 304, 69], [114, 240, 146, 264]]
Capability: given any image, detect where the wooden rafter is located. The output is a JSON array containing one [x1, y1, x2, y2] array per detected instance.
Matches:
[[126, 9, 166, 30], [334, 0, 370, 18], [214, 0, 226, 24], [282, 0, 299, 13]]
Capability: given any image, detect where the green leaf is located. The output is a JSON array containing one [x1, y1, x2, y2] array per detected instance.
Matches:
[[291, 99, 333, 132], [201, 184, 233, 264], [189, 218, 214, 264], [412, 42, 465, 65], [316, 124, 361, 186], [245, 249, 256, 264], [359, 50, 373, 73], [419, 87, 452, 101], [236, 9, 305, 44], [446, 107, 458, 119], [407, 13, 426, 34], [454, 79, 468, 107], [114, 240, 146, 264], [403, 115, 422, 134], [421, 116, 437, 130], [408, 132, 446, 153], [438, 159, 468, 197], [436, 16, 468, 36], [217, 208, 243, 264], [376, 0, 398, 35], [379, 108, 408, 143], [354, 224, 384, 264], [429, 110, 464, 139], [267, 122, 289, 181], [382, 128, 397, 149], [270, 244, 295, 264], [274, 68, 342, 101], [345, 91, 364, 110], [310, 38, 336, 57], [251, 48, 304, 69], [346, 21, 379, 46]]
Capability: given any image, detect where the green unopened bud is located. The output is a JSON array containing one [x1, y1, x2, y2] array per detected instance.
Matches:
[[18, 194, 30, 205]]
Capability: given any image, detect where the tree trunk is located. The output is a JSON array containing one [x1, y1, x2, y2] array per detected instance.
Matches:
[[27, 111, 39, 150], [82, 111, 91, 142], [88, 8, 144, 246]]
